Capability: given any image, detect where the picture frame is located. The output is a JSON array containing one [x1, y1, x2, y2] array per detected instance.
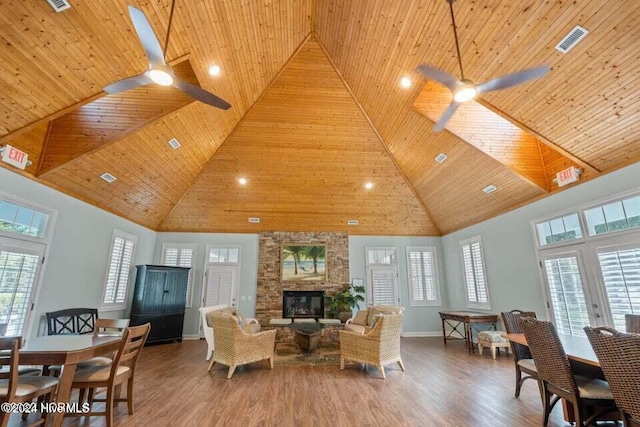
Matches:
[[281, 244, 327, 282], [351, 278, 364, 287]]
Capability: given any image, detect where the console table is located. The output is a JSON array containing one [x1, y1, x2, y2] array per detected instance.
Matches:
[[439, 311, 499, 353]]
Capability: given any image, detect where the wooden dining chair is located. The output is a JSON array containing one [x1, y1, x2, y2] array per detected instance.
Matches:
[[584, 326, 640, 427], [500, 310, 540, 398], [46, 308, 98, 335], [625, 314, 640, 333], [0, 337, 58, 427], [521, 317, 617, 426], [67, 323, 150, 427]]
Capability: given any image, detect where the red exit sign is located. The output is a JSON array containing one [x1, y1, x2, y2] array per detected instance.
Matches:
[[556, 166, 580, 187], [1, 144, 29, 170]]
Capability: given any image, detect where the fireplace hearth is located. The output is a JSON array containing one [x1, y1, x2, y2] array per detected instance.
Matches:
[[282, 290, 325, 319]]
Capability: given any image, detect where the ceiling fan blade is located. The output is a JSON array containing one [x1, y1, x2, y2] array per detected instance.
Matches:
[[477, 65, 549, 93], [432, 102, 460, 133], [416, 64, 461, 92], [103, 72, 152, 94], [127, 5, 167, 68], [173, 80, 231, 110]]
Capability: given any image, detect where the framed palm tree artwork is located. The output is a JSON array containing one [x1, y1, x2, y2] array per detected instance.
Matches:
[[281, 244, 327, 282]]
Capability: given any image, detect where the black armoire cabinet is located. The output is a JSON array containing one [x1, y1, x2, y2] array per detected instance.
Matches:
[[130, 265, 190, 344]]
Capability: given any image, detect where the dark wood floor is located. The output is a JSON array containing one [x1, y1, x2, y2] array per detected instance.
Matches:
[[15, 337, 576, 426]]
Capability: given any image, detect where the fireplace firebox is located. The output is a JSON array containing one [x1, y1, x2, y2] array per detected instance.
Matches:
[[282, 290, 325, 319]]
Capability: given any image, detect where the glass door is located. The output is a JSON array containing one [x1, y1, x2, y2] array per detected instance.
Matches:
[[540, 247, 597, 336], [0, 237, 45, 337]]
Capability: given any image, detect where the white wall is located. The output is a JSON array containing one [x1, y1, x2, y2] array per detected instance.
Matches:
[[0, 167, 156, 340], [153, 232, 259, 338], [442, 162, 640, 320], [349, 236, 447, 335]]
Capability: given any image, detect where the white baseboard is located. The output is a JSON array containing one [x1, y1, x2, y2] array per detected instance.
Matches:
[[401, 331, 442, 338], [182, 335, 200, 340]]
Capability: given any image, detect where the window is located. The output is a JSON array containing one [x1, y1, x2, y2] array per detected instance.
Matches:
[[161, 243, 196, 307], [460, 236, 490, 309], [101, 230, 137, 310], [365, 247, 399, 306], [535, 213, 583, 247], [584, 194, 640, 236], [208, 247, 239, 264], [0, 193, 52, 240], [406, 246, 440, 306]]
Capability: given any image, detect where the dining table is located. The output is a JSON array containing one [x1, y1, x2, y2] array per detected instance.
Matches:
[[20, 334, 123, 427]]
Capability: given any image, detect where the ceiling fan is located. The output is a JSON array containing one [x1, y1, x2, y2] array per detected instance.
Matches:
[[103, 1, 231, 110], [416, 0, 548, 132]]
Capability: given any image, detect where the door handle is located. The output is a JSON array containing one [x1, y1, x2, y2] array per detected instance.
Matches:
[[163, 290, 170, 293]]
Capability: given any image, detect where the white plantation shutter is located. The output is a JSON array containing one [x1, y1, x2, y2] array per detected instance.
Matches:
[[597, 245, 640, 331], [543, 255, 590, 336], [102, 231, 136, 309], [161, 244, 196, 307], [205, 265, 236, 307], [370, 267, 398, 306], [407, 247, 440, 306], [460, 237, 490, 309]]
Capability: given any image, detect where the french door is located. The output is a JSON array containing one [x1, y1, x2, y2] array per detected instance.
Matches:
[[0, 237, 45, 337], [203, 264, 238, 308]]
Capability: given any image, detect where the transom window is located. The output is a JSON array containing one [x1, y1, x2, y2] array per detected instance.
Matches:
[[208, 247, 239, 264], [536, 213, 583, 247], [460, 236, 490, 310], [161, 243, 196, 307], [101, 230, 137, 310], [406, 246, 440, 306], [0, 195, 51, 240], [584, 194, 640, 236]]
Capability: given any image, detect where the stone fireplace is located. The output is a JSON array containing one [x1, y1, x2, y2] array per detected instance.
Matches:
[[282, 290, 325, 319]]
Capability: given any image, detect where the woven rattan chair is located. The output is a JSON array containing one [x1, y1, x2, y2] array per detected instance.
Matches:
[[584, 326, 640, 426], [501, 310, 540, 398], [339, 313, 404, 379], [626, 314, 640, 333], [207, 314, 276, 379], [521, 317, 616, 426]]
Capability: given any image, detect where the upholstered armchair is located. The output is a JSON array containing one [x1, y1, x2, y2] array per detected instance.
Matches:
[[340, 312, 405, 379], [199, 305, 260, 360], [207, 313, 277, 379]]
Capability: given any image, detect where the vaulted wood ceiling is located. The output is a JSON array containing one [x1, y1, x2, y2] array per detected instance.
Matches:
[[1, 0, 639, 235]]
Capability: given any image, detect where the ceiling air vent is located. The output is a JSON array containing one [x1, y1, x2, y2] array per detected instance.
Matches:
[[46, 0, 72, 13], [435, 153, 447, 164], [248, 217, 260, 223], [482, 184, 498, 194], [168, 138, 181, 149], [347, 219, 359, 225], [100, 173, 117, 183], [555, 25, 589, 53]]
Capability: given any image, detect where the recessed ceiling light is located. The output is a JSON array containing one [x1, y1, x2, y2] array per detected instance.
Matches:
[[168, 138, 181, 149], [435, 153, 447, 163], [365, 182, 374, 190], [238, 177, 247, 185], [400, 76, 412, 88], [482, 184, 498, 194], [100, 173, 117, 183], [208, 65, 221, 76]]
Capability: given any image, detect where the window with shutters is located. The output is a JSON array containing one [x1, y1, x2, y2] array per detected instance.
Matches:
[[406, 246, 440, 306], [161, 243, 196, 307], [101, 230, 137, 310], [365, 247, 399, 307], [460, 236, 490, 310]]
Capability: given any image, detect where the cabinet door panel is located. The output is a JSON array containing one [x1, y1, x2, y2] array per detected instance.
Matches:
[[134, 269, 166, 314], [160, 313, 185, 341], [163, 271, 188, 313]]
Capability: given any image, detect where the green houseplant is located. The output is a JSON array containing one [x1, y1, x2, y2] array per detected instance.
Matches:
[[325, 282, 366, 322]]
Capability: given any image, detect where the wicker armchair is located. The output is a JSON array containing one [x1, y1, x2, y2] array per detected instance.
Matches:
[[521, 317, 616, 426], [501, 310, 540, 398], [207, 314, 276, 379], [626, 314, 640, 333], [584, 326, 640, 426], [339, 313, 404, 379]]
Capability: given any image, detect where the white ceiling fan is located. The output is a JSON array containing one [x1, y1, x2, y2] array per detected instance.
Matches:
[[416, 0, 548, 132], [104, 1, 231, 110]]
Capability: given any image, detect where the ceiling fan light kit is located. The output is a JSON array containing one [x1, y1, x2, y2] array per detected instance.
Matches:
[[416, 0, 549, 132]]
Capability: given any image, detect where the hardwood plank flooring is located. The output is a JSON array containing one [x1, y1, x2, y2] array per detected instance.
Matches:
[[15, 338, 576, 426]]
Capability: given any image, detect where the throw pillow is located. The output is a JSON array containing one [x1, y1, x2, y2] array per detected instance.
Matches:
[[353, 309, 368, 326]]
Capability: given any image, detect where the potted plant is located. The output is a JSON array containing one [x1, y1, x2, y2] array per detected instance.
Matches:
[[325, 282, 366, 322]]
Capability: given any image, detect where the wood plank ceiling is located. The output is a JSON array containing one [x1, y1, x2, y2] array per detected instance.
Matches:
[[1, 0, 639, 235]]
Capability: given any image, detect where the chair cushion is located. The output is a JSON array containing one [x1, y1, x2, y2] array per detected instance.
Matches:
[[206, 307, 235, 326], [0, 376, 58, 397], [73, 365, 130, 383], [344, 324, 367, 335], [477, 331, 508, 343], [243, 323, 261, 334], [517, 358, 537, 372], [575, 375, 614, 400], [352, 310, 368, 326], [367, 306, 403, 327], [0, 366, 42, 376], [76, 356, 113, 369]]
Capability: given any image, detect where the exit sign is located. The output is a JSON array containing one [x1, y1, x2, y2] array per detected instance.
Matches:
[[1, 145, 29, 170], [556, 166, 580, 187]]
